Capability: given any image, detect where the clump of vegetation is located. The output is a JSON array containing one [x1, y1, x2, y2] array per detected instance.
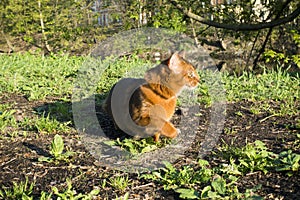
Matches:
[[104, 137, 172, 156], [0, 177, 99, 200], [224, 68, 299, 112], [0, 104, 17, 132], [38, 134, 75, 163], [21, 115, 70, 134], [219, 140, 276, 174], [0, 177, 34, 200], [0, 53, 82, 100], [52, 178, 99, 200], [142, 159, 262, 199], [274, 150, 300, 176], [218, 140, 300, 175], [143, 140, 300, 199], [108, 175, 130, 192]]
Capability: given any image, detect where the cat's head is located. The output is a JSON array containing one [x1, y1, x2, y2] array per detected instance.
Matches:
[[167, 51, 200, 89]]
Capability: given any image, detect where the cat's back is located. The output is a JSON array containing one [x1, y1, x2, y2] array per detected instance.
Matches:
[[102, 78, 146, 116]]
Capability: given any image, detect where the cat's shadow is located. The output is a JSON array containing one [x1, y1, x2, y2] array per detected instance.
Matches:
[[32, 93, 130, 140], [95, 93, 134, 140], [33, 93, 182, 142]]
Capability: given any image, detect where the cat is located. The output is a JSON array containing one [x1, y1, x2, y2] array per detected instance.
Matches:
[[102, 51, 200, 142]]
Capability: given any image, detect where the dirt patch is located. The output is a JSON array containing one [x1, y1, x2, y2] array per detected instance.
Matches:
[[0, 94, 299, 199]]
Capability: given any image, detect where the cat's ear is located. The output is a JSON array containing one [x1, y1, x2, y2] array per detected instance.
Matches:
[[177, 50, 186, 58], [168, 52, 183, 74]]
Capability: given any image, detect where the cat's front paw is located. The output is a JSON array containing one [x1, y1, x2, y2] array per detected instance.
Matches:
[[171, 128, 180, 138], [168, 128, 180, 139], [161, 122, 179, 139]]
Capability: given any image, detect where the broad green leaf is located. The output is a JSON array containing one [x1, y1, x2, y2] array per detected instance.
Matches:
[[152, 172, 163, 179], [163, 161, 176, 172], [240, 160, 249, 168], [175, 188, 200, 199], [198, 159, 209, 167], [103, 140, 117, 146], [141, 145, 157, 153], [207, 191, 221, 198], [51, 134, 64, 157], [38, 156, 52, 163], [201, 186, 212, 198], [211, 177, 226, 195]]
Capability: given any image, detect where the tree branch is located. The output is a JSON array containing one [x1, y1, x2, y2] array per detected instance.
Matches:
[[1, 30, 14, 53], [252, 0, 293, 69], [170, 0, 300, 31], [38, 1, 51, 53]]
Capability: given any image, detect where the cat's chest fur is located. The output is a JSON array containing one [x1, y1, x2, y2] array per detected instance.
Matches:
[[135, 83, 177, 121]]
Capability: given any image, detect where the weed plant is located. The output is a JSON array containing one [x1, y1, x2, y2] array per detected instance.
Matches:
[[108, 175, 130, 192], [218, 140, 300, 176], [104, 137, 172, 156], [0, 177, 34, 200], [52, 178, 99, 199], [39, 134, 75, 163], [21, 115, 70, 134], [142, 159, 263, 199]]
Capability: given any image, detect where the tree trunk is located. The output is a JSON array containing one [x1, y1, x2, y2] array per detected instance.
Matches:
[[38, 1, 51, 54]]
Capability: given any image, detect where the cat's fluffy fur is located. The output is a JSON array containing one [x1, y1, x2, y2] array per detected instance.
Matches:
[[102, 52, 200, 141]]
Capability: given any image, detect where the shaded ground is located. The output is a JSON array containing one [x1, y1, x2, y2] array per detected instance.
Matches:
[[0, 93, 299, 199]]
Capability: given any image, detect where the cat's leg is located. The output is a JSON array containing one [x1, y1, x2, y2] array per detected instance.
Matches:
[[153, 122, 178, 142], [153, 132, 161, 142], [160, 121, 178, 139]]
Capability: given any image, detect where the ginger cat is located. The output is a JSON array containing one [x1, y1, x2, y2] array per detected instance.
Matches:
[[102, 52, 200, 142]]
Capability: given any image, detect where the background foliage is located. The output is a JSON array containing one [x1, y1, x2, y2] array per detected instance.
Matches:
[[0, 0, 299, 71], [0, 0, 103, 54]]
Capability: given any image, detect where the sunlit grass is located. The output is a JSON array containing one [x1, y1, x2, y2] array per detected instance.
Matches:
[[224, 68, 299, 103], [198, 67, 299, 115], [0, 53, 83, 100], [0, 104, 17, 132]]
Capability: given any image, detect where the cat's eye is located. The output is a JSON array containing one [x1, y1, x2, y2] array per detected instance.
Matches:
[[187, 71, 195, 78]]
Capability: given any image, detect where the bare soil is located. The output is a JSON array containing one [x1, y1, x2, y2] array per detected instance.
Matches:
[[0, 93, 299, 199]]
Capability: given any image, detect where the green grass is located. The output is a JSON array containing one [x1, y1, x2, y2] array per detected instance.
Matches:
[[224, 68, 299, 102], [1, 53, 298, 108], [96, 54, 152, 94], [198, 67, 299, 115], [0, 104, 17, 132], [104, 137, 172, 156], [0, 177, 34, 200], [21, 114, 70, 134], [0, 53, 82, 100]]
